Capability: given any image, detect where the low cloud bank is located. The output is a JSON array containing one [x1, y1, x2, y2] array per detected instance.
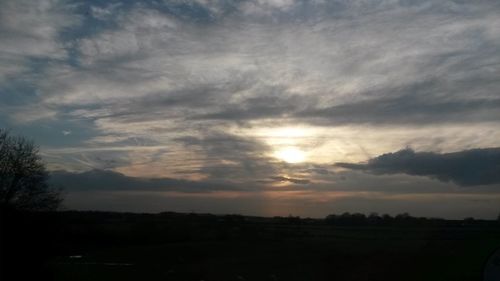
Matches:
[[336, 147, 500, 186]]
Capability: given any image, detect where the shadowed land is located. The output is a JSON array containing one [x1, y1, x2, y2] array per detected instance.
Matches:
[[2, 210, 500, 281]]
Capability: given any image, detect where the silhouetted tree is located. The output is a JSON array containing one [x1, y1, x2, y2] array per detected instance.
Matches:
[[0, 129, 61, 211], [381, 214, 393, 223], [395, 212, 410, 219], [367, 212, 381, 225]]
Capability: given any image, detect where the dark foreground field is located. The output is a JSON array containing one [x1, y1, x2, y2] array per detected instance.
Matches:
[[2, 211, 500, 281]]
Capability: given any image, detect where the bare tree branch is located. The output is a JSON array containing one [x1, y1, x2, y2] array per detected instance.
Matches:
[[0, 129, 62, 211]]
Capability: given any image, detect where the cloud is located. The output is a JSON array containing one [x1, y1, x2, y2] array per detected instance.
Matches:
[[62, 187, 500, 219], [297, 93, 500, 126], [2, 0, 500, 198], [50, 169, 236, 193], [336, 147, 500, 186], [12, 0, 497, 143], [90, 3, 123, 20], [2, 0, 500, 220], [0, 0, 81, 86], [0, 0, 80, 59], [175, 131, 281, 182], [270, 176, 310, 185]]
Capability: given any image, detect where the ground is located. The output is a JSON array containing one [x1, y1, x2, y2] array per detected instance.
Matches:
[[38, 212, 500, 281]]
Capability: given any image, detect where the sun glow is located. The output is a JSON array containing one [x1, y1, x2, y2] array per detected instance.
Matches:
[[253, 127, 317, 145], [274, 146, 306, 163]]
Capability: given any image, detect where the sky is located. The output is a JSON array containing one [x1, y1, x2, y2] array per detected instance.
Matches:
[[1, 0, 500, 219]]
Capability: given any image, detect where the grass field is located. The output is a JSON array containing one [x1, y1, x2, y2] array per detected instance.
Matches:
[[40, 212, 500, 281]]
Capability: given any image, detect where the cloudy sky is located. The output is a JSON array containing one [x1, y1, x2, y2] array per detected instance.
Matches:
[[1, 0, 500, 218]]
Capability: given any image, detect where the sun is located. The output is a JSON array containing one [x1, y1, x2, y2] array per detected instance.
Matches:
[[274, 147, 306, 163]]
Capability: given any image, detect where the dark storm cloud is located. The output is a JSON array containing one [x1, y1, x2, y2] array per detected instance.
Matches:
[[336, 147, 500, 186]]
